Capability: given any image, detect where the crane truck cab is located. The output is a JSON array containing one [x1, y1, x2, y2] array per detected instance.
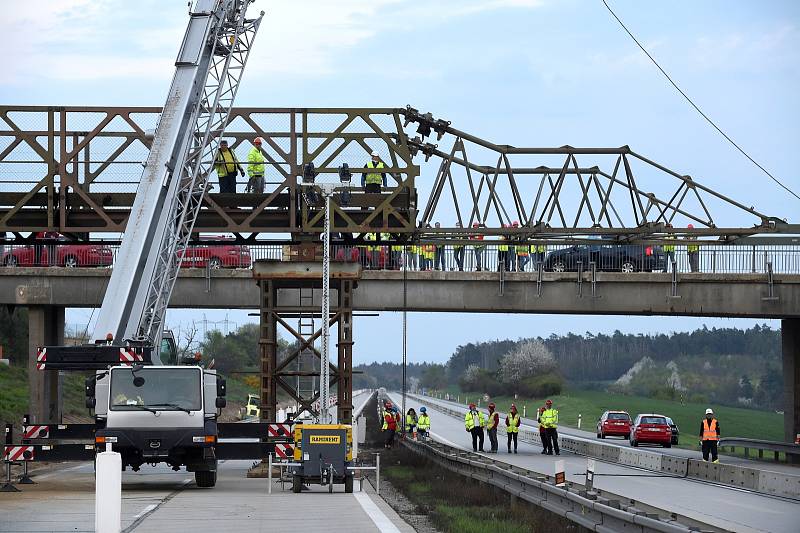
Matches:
[[86, 364, 226, 487]]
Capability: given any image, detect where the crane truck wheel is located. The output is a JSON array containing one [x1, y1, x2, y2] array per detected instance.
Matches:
[[195, 470, 217, 488], [344, 474, 354, 493], [292, 474, 302, 493]]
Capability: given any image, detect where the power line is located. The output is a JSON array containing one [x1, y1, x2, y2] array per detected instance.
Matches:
[[601, 0, 800, 202]]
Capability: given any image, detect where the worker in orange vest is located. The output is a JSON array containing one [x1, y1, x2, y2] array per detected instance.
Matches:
[[700, 408, 720, 463]]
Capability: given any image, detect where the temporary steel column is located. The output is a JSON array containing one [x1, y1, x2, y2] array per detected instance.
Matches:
[[254, 259, 359, 424]]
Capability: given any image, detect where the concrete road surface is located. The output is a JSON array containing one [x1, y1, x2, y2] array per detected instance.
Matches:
[[390, 392, 800, 533]]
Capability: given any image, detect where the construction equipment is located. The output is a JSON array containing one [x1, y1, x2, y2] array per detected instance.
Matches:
[[29, 0, 264, 487], [291, 424, 354, 493], [241, 394, 261, 419]]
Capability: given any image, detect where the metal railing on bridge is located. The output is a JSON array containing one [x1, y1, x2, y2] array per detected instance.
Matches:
[[1, 242, 800, 274]]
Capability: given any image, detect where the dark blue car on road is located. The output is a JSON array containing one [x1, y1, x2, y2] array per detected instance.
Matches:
[[544, 243, 666, 273]]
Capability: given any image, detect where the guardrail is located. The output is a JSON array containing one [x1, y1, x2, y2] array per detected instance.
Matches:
[[411, 393, 800, 500], [719, 437, 800, 462], [1, 242, 800, 274], [402, 437, 721, 533]]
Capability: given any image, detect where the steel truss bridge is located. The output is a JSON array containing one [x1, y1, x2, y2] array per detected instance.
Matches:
[[0, 104, 797, 244]]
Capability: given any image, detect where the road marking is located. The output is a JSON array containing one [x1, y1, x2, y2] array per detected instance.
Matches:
[[132, 504, 157, 520], [122, 478, 191, 533], [353, 492, 402, 533], [429, 431, 462, 449], [35, 463, 89, 480]]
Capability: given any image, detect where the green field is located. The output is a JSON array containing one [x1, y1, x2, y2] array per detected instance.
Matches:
[[433, 387, 784, 450]]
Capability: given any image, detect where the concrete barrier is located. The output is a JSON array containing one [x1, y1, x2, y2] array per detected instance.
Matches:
[[660, 454, 688, 476], [757, 470, 800, 499], [717, 463, 758, 490], [688, 459, 720, 482]]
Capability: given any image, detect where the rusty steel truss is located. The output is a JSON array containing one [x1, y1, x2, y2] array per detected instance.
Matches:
[[0, 105, 795, 243]]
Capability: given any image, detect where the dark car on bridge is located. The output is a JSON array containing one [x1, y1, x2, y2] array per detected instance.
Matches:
[[1, 233, 113, 268], [630, 413, 673, 448], [597, 410, 632, 439], [544, 242, 666, 273], [665, 416, 680, 445]]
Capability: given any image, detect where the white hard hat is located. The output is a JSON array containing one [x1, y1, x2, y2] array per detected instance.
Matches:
[[253, 137, 264, 144], [705, 408, 713, 415], [371, 151, 379, 157]]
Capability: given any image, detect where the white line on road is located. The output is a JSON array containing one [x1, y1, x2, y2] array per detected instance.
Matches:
[[353, 492, 402, 533], [35, 463, 89, 480]]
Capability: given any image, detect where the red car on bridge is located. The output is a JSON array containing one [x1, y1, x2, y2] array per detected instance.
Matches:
[[177, 236, 252, 269], [1, 233, 113, 267]]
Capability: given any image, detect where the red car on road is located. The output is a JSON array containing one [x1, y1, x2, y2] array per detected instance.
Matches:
[[596, 410, 632, 439], [630, 414, 673, 448], [177, 236, 251, 269], [1, 233, 113, 268]]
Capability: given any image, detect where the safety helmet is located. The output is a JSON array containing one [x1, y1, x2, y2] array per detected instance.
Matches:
[[705, 408, 713, 415], [510, 403, 517, 410], [468, 403, 476, 409], [687, 224, 694, 229], [545, 399, 553, 406], [472, 222, 480, 228], [419, 406, 426, 413], [488, 402, 496, 409], [253, 137, 263, 145], [512, 221, 519, 227], [371, 151, 379, 157]]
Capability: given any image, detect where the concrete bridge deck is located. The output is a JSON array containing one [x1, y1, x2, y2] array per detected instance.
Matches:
[[2, 267, 799, 318]]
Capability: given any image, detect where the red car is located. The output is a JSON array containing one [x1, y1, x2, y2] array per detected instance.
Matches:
[[630, 414, 673, 448], [177, 236, 251, 269], [597, 410, 632, 439], [1, 233, 113, 268]]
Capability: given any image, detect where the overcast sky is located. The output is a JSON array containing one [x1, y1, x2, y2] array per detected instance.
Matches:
[[5, 1, 797, 364]]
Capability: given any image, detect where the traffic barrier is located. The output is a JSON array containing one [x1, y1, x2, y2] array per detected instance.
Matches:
[[660, 454, 688, 476], [274, 443, 293, 460], [757, 469, 800, 499], [267, 423, 292, 439], [95, 445, 121, 533], [717, 463, 758, 491], [3, 446, 35, 462]]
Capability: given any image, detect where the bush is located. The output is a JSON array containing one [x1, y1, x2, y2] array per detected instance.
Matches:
[[460, 366, 504, 396], [517, 372, 563, 398]]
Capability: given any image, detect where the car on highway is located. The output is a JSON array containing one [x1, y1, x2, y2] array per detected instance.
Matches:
[[665, 416, 680, 445], [1, 232, 113, 267], [544, 243, 666, 273], [596, 410, 632, 439], [177, 235, 251, 269], [630, 413, 673, 448]]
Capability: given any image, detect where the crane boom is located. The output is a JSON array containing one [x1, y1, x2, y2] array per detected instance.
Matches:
[[41, 0, 263, 369]]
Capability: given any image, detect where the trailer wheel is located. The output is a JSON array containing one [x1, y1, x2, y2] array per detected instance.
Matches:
[[344, 475, 353, 493], [292, 475, 302, 493], [195, 470, 217, 488]]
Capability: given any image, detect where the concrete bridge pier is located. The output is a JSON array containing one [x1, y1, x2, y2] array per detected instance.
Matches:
[[27, 305, 64, 423], [784, 318, 800, 452]]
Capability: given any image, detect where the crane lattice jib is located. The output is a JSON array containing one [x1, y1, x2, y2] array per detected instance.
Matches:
[[92, 0, 263, 347]]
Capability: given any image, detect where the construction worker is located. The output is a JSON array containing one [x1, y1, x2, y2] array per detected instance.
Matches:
[[364, 232, 379, 269], [382, 401, 397, 448], [686, 224, 700, 272], [405, 407, 418, 438], [405, 243, 418, 270], [532, 243, 546, 271], [433, 222, 446, 270], [539, 399, 560, 455], [505, 404, 520, 453], [245, 137, 266, 193], [516, 243, 529, 272], [416, 406, 431, 440], [453, 222, 465, 271], [663, 223, 676, 271], [537, 406, 547, 454], [464, 403, 486, 452], [470, 223, 485, 271], [361, 151, 386, 193], [506, 222, 518, 271], [498, 227, 509, 272], [486, 402, 499, 453], [214, 140, 244, 193], [390, 234, 403, 270], [700, 408, 721, 463]]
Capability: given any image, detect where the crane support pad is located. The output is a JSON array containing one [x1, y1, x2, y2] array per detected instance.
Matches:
[[36, 345, 152, 371]]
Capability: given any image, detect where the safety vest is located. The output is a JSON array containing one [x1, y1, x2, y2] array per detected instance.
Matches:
[[533, 244, 546, 253], [365, 161, 385, 185], [383, 412, 397, 431], [487, 411, 498, 430], [365, 233, 378, 251], [405, 414, 417, 431], [516, 245, 528, 256], [408, 244, 419, 254], [687, 242, 699, 253], [214, 148, 238, 177], [540, 408, 559, 428], [464, 410, 486, 430], [498, 238, 508, 252], [422, 244, 435, 259], [246, 146, 265, 176], [417, 414, 431, 431], [391, 234, 403, 252], [702, 419, 719, 441], [506, 413, 520, 433], [663, 235, 675, 252]]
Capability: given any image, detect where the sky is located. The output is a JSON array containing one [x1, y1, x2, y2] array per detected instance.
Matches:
[[4, 0, 798, 364]]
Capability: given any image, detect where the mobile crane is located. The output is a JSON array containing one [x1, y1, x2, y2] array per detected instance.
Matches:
[[34, 0, 264, 488]]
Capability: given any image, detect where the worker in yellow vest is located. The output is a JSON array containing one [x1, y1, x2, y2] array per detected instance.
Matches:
[[663, 223, 676, 272], [245, 137, 266, 193], [416, 407, 431, 440], [405, 243, 418, 270], [539, 399, 560, 455], [516, 243, 529, 272], [422, 243, 435, 271], [453, 221, 465, 271], [505, 404, 521, 453], [700, 408, 721, 463], [214, 140, 244, 193], [470, 223, 485, 271], [361, 151, 387, 193], [364, 232, 379, 269], [498, 227, 509, 272], [390, 233, 403, 270], [532, 243, 546, 271], [464, 403, 486, 452], [686, 224, 700, 272]]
